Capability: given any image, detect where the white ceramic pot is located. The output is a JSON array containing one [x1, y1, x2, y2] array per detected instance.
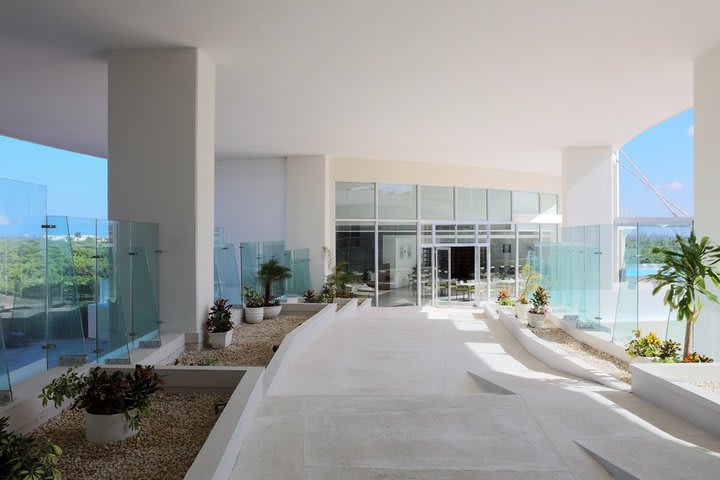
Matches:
[[264, 305, 282, 319], [515, 303, 530, 320], [244, 307, 264, 324], [85, 410, 138, 444], [527, 312, 546, 328], [231, 307, 244, 325], [209, 330, 233, 349]]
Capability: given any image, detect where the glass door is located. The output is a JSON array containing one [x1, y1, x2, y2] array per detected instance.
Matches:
[[434, 247, 451, 305], [475, 246, 489, 304]]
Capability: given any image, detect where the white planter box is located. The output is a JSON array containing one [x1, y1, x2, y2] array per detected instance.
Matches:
[[632, 363, 720, 437], [527, 312, 546, 327], [209, 330, 233, 349], [85, 410, 138, 443], [264, 305, 282, 319], [244, 307, 264, 324]]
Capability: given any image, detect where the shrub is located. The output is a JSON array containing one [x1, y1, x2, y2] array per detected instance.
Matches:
[[243, 286, 265, 308], [682, 352, 714, 363], [207, 298, 233, 333], [257, 259, 292, 306], [0, 417, 62, 480], [39, 365, 164, 430], [625, 329, 663, 358], [529, 287, 549, 315], [497, 289, 515, 306]]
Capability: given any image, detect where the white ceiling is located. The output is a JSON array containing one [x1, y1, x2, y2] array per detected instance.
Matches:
[[1, 1, 719, 175]]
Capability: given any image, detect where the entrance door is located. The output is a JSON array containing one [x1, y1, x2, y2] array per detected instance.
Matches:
[[434, 247, 451, 305], [475, 246, 489, 304]]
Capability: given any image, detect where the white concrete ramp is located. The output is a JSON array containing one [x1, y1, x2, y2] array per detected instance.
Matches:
[[232, 307, 720, 479]]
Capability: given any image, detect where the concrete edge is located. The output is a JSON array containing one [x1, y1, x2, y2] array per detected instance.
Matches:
[[263, 303, 338, 394], [497, 310, 631, 391], [357, 297, 373, 310], [336, 298, 358, 319], [631, 363, 720, 437], [184, 367, 264, 480]]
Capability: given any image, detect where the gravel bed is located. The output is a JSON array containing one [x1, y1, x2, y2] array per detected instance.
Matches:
[[528, 323, 632, 384], [34, 392, 229, 480], [695, 382, 720, 394], [176, 313, 311, 367]]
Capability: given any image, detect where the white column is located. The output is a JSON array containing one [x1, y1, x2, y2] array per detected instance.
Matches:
[[108, 48, 215, 342], [286, 155, 329, 290], [561, 146, 618, 227], [693, 45, 720, 357]]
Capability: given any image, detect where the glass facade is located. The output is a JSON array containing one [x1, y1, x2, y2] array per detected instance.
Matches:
[[419, 186, 453, 220], [334, 182, 559, 306]]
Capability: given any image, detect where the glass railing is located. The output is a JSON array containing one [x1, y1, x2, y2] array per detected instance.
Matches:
[[533, 220, 693, 347], [214, 243, 243, 306], [283, 248, 311, 296], [240, 240, 286, 297]]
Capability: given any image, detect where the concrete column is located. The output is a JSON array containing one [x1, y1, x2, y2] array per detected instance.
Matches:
[[286, 155, 330, 290], [561, 146, 618, 227], [693, 45, 720, 357], [108, 48, 215, 342]]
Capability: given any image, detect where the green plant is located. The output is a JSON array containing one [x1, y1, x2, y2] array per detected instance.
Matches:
[[682, 352, 714, 363], [207, 298, 233, 333], [319, 283, 336, 303], [497, 289, 515, 306], [528, 287, 549, 315], [625, 329, 663, 358], [0, 417, 62, 480], [517, 264, 541, 304], [303, 289, 318, 303], [39, 365, 164, 431], [322, 247, 361, 299], [646, 229, 720, 358], [257, 258, 292, 306], [658, 338, 681, 361], [243, 286, 265, 308]]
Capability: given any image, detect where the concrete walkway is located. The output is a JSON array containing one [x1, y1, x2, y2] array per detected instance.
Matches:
[[231, 307, 720, 479]]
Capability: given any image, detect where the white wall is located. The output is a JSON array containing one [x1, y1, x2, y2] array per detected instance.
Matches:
[[286, 155, 330, 290], [108, 48, 215, 341], [561, 146, 618, 227], [693, 45, 720, 358], [214, 158, 287, 246]]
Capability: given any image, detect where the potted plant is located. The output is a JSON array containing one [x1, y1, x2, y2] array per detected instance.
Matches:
[[322, 247, 360, 299], [243, 286, 265, 324], [39, 365, 163, 444], [515, 265, 540, 320], [527, 286, 549, 327], [257, 258, 292, 319], [646, 229, 720, 360], [0, 416, 62, 479], [207, 298, 233, 349]]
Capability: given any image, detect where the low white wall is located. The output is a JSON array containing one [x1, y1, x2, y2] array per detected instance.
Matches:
[[263, 303, 338, 394], [497, 309, 629, 391], [547, 314, 633, 363], [632, 363, 720, 437]]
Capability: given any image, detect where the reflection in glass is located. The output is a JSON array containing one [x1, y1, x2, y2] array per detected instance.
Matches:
[[378, 224, 417, 306], [335, 222, 376, 302], [488, 190, 512, 222], [419, 186, 453, 220], [490, 224, 516, 298], [336, 182, 375, 219], [378, 184, 416, 220], [456, 188, 487, 221]]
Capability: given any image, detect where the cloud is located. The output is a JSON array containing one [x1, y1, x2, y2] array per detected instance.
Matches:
[[688, 125, 694, 137], [665, 181, 684, 191]]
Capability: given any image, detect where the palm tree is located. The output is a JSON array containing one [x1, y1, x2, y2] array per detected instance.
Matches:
[[257, 258, 292, 305], [647, 230, 720, 358]]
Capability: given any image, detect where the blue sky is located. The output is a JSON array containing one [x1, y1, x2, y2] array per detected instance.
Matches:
[[0, 109, 695, 220], [0, 136, 107, 219], [619, 108, 694, 217]]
